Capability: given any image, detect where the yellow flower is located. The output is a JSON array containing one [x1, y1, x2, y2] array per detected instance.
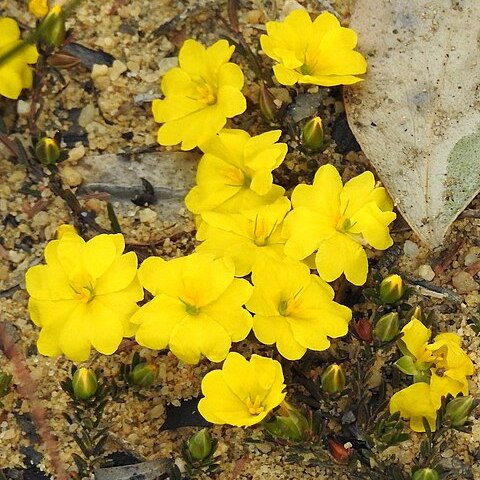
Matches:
[[391, 319, 475, 431], [196, 197, 290, 277], [185, 129, 287, 215], [246, 258, 351, 359], [283, 164, 396, 285], [389, 383, 439, 432], [26, 227, 143, 362], [260, 10, 367, 87], [0, 18, 39, 99], [29, 0, 49, 18], [198, 352, 286, 427], [152, 39, 246, 150], [131, 253, 253, 364]]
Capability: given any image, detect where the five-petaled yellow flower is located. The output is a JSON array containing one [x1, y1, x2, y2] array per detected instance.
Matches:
[[0, 18, 39, 99], [283, 164, 396, 286], [260, 10, 367, 86], [390, 318, 474, 432], [26, 226, 143, 362], [196, 197, 291, 277], [131, 253, 253, 364], [246, 258, 351, 359], [152, 39, 246, 150], [185, 128, 287, 215], [198, 352, 286, 427]]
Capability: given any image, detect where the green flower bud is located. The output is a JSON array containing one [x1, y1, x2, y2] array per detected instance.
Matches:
[[302, 116, 325, 152], [321, 364, 346, 394], [405, 304, 425, 323], [444, 396, 476, 428], [378, 274, 405, 304], [186, 428, 215, 462], [411, 468, 440, 480], [35, 137, 61, 165], [40, 6, 66, 47], [128, 362, 157, 388], [259, 83, 277, 122], [374, 312, 400, 342], [72, 367, 98, 400], [263, 402, 310, 442]]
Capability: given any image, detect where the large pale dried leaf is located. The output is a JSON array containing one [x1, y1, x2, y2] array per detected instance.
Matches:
[[344, 0, 480, 247]]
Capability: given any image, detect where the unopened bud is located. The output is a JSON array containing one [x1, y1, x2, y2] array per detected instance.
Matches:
[[40, 6, 66, 47], [263, 402, 310, 442], [186, 428, 215, 462], [405, 304, 425, 323], [374, 312, 400, 342], [29, 0, 48, 18], [321, 364, 346, 395], [302, 116, 324, 152], [129, 362, 157, 387], [259, 83, 277, 122], [35, 137, 60, 165], [353, 318, 373, 343], [328, 438, 352, 464], [378, 274, 405, 304], [411, 468, 440, 480], [47, 52, 81, 69], [444, 396, 476, 428], [72, 367, 98, 400]]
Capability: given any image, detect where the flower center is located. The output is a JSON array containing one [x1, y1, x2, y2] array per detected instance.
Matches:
[[278, 289, 303, 316], [75, 286, 94, 304], [195, 82, 217, 105], [253, 216, 276, 247], [336, 215, 353, 232], [300, 63, 313, 75], [182, 300, 200, 316], [225, 166, 246, 186], [246, 395, 265, 415]]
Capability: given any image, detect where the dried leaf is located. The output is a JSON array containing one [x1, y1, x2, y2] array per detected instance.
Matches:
[[345, 0, 480, 247]]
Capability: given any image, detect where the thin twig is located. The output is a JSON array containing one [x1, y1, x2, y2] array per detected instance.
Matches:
[[0, 322, 69, 480]]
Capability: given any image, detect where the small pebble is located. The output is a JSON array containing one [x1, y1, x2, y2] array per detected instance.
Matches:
[[464, 253, 478, 266], [109, 59, 127, 81], [16, 100, 30, 116], [60, 165, 83, 187], [139, 207, 158, 224], [418, 264, 435, 281], [403, 239, 419, 258], [452, 271, 479, 294], [78, 104, 96, 128], [91, 63, 109, 79], [67, 145, 86, 163], [32, 211, 50, 228]]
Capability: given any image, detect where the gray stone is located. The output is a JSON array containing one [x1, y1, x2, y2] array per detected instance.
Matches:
[[76, 152, 198, 221]]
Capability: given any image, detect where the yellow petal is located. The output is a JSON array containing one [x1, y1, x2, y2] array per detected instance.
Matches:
[[401, 318, 431, 360], [216, 85, 246, 118], [199, 370, 253, 426], [0, 66, 23, 99], [95, 251, 138, 294], [84, 234, 118, 279], [25, 264, 73, 301], [178, 39, 206, 76], [58, 304, 92, 361], [315, 233, 368, 285], [137, 256, 168, 296], [0, 18, 20, 46], [86, 300, 124, 355], [133, 296, 186, 349], [169, 313, 232, 364], [217, 62, 244, 89]]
